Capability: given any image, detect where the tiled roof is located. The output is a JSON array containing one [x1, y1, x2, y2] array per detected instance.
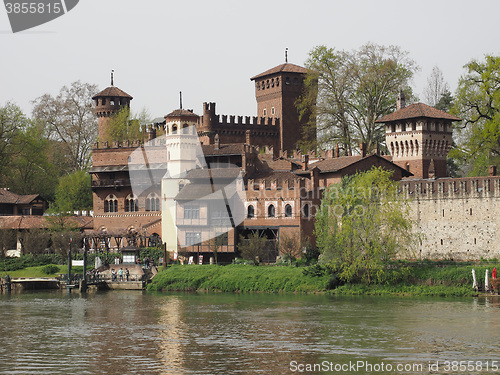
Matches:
[[250, 63, 308, 80], [0, 189, 40, 205], [0, 215, 93, 230], [165, 109, 199, 118], [252, 170, 301, 183], [184, 167, 242, 180], [175, 183, 233, 201], [375, 103, 461, 123], [202, 144, 243, 156], [92, 86, 133, 99]]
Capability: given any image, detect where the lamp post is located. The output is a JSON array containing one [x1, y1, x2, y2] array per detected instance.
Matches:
[[67, 235, 72, 289]]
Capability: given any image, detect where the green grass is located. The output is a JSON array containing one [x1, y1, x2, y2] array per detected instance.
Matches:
[[148, 264, 331, 293], [148, 262, 499, 296], [0, 264, 83, 278]]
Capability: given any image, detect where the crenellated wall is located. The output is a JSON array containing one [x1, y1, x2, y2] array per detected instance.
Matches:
[[400, 177, 500, 260]]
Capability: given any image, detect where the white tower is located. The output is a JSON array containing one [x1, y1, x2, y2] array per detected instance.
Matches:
[[161, 109, 202, 254]]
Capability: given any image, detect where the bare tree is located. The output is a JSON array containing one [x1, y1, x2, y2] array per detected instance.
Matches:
[[32, 81, 98, 171], [424, 66, 450, 107]]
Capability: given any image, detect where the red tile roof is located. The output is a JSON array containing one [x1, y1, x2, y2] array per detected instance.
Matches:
[[92, 86, 133, 99], [0, 215, 93, 230], [250, 63, 308, 81], [165, 109, 199, 118], [0, 189, 40, 205], [375, 103, 461, 123], [201, 144, 243, 156]]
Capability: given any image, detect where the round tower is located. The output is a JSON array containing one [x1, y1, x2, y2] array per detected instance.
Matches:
[[92, 73, 133, 141]]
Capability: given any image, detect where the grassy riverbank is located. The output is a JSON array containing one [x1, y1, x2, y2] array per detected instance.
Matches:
[[149, 262, 499, 297]]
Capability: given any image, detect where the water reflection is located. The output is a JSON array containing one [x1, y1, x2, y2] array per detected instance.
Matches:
[[0, 292, 499, 374]]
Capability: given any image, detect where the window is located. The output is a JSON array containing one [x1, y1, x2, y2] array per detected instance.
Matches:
[[102, 98, 106, 105], [285, 77, 290, 85], [268, 204, 275, 218], [303, 204, 310, 218], [263, 108, 267, 116], [172, 125, 178, 134], [210, 204, 227, 225], [184, 204, 200, 219], [110, 99, 115, 106], [125, 194, 139, 212], [285, 204, 292, 218], [271, 107, 275, 115], [293, 77, 299, 85], [186, 232, 201, 246], [104, 194, 118, 213], [146, 192, 160, 211], [271, 78, 275, 87], [216, 232, 228, 246], [247, 205, 255, 218]]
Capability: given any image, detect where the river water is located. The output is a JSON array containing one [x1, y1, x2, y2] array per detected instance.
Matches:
[[0, 291, 498, 374]]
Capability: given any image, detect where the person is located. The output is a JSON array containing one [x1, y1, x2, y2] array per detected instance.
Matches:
[[493, 267, 497, 280], [118, 268, 124, 282], [125, 268, 130, 281], [111, 269, 117, 281]]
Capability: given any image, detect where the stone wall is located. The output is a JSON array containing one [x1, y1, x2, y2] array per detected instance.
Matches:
[[401, 177, 500, 260]]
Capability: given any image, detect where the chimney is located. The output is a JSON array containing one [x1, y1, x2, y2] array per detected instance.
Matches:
[[335, 144, 340, 158], [489, 165, 497, 176], [214, 133, 220, 150], [147, 125, 156, 141], [397, 89, 406, 110], [310, 166, 319, 190], [360, 142, 366, 157], [303, 154, 309, 170]]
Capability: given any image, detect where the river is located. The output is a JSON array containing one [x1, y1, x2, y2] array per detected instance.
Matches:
[[0, 291, 498, 374]]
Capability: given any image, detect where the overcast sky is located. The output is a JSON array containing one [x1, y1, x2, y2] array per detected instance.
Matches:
[[1, 0, 499, 120]]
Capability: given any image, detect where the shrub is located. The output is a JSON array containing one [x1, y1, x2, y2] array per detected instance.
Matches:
[[41, 264, 60, 275]]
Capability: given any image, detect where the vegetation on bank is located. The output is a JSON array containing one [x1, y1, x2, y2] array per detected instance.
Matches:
[[148, 261, 499, 297]]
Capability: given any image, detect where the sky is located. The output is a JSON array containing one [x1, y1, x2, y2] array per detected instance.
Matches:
[[1, 0, 499, 120]]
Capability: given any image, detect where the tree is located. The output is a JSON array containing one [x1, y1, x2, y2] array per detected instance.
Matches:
[[315, 167, 416, 284], [32, 81, 98, 171], [0, 102, 27, 185], [53, 170, 92, 212], [297, 43, 418, 154], [450, 55, 500, 176], [424, 66, 450, 107], [278, 232, 303, 261], [238, 232, 268, 264], [101, 106, 146, 143]]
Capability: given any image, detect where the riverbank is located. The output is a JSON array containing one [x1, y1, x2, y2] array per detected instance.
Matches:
[[148, 262, 499, 297]]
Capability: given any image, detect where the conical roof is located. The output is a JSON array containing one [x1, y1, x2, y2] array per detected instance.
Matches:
[[92, 86, 133, 100]]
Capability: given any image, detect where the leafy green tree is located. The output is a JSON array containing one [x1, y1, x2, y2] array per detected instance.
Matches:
[[297, 43, 418, 154], [315, 167, 417, 284], [53, 170, 92, 212], [450, 55, 500, 176], [102, 106, 145, 143], [32, 81, 98, 171]]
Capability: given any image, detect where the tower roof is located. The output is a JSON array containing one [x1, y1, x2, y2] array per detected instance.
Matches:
[[165, 109, 199, 119], [375, 103, 460, 123], [92, 86, 133, 100], [250, 63, 308, 81]]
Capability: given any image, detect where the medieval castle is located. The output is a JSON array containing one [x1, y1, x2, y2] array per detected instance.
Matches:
[[89, 61, 500, 261]]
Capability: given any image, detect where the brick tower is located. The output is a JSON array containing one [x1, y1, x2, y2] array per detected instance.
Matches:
[[377, 91, 460, 179], [92, 72, 133, 141], [250, 59, 309, 152]]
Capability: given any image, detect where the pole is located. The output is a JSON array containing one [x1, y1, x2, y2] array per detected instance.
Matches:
[[81, 237, 88, 293], [162, 242, 167, 270], [67, 235, 72, 288]]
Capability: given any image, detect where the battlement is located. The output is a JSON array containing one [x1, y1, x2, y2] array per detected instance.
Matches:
[[400, 176, 500, 199], [216, 114, 280, 127]]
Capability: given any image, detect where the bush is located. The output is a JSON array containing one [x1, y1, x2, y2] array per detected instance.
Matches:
[[41, 264, 60, 275]]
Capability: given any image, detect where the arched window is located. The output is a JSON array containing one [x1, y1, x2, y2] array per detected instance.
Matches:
[[247, 205, 255, 219], [146, 192, 160, 211], [303, 204, 310, 218], [125, 194, 138, 212], [104, 194, 118, 213], [182, 124, 189, 134], [285, 204, 292, 218], [268, 204, 275, 218], [172, 124, 178, 134]]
